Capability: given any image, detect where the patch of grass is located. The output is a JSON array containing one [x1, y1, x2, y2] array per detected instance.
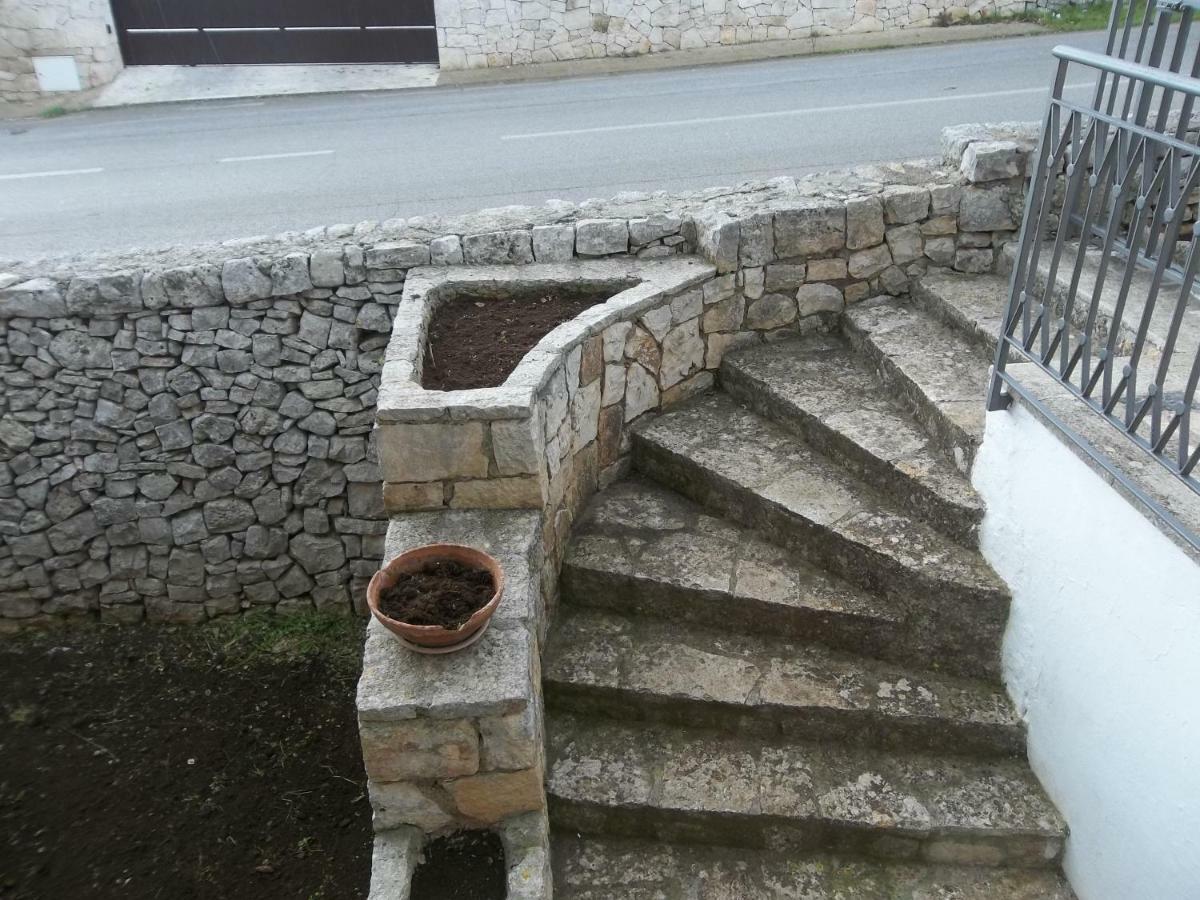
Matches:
[[200, 610, 365, 674], [39, 104, 70, 119], [956, 0, 1179, 33]]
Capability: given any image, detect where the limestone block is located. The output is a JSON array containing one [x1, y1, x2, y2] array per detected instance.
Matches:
[[451, 477, 543, 509], [920, 215, 957, 236], [659, 319, 704, 388], [625, 326, 661, 372], [575, 219, 629, 256], [462, 230, 535, 264], [693, 211, 740, 273], [366, 242, 430, 269], [955, 247, 994, 273], [848, 244, 893, 280], [383, 482, 446, 512], [669, 289, 702, 324], [430, 235, 465, 265], [532, 224, 575, 262], [270, 254, 313, 296], [959, 186, 1016, 232], [309, 248, 346, 287], [368, 828, 422, 900], [66, 272, 142, 315], [635, 306, 669, 344], [602, 321, 633, 363], [572, 379, 602, 451], [744, 293, 797, 330], [930, 183, 963, 216], [369, 780, 456, 832], [377, 421, 488, 482], [602, 363, 627, 407], [960, 140, 1024, 182], [706, 330, 759, 369], [0, 277, 66, 318], [702, 292, 745, 333], [629, 213, 682, 245], [492, 418, 541, 476], [763, 264, 807, 293], [925, 237, 956, 266], [625, 363, 660, 421], [360, 718, 480, 780], [737, 212, 775, 267], [773, 200, 845, 258], [742, 267, 765, 301], [444, 768, 543, 824], [579, 335, 604, 385], [846, 196, 886, 250], [882, 185, 930, 224], [806, 258, 847, 281], [796, 282, 844, 317], [479, 706, 540, 771], [886, 224, 924, 265]]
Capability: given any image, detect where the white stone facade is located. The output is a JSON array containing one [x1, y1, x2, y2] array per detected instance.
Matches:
[[0, 0, 122, 103], [433, 0, 1055, 69]]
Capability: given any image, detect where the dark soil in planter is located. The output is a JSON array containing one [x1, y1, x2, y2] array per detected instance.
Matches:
[[410, 830, 506, 900], [422, 287, 616, 391], [0, 613, 369, 900], [379, 560, 494, 629]]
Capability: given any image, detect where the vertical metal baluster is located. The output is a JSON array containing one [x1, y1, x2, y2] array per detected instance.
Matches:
[[1124, 148, 1198, 433], [990, 75, 1065, 411], [1043, 112, 1093, 364]]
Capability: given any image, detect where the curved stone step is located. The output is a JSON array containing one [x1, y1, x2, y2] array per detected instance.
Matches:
[[912, 270, 1011, 361], [553, 834, 1077, 899], [843, 297, 990, 473], [631, 394, 1008, 678], [562, 478, 908, 662], [546, 714, 1067, 869], [544, 606, 1026, 757], [720, 334, 984, 546]]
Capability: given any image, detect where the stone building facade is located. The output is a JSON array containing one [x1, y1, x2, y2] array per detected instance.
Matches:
[[0, 0, 122, 103]]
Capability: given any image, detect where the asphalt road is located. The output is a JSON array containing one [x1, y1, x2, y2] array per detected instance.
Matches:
[[0, 30, 1113, 259]]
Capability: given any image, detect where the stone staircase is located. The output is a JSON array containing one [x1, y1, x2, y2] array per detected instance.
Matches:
[[543, 271, 1075, 898]]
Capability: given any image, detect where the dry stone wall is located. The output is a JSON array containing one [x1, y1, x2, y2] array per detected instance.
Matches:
[[0, 127, 1033, 630]]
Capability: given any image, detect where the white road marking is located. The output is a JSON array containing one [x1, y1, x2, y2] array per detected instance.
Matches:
[[501, 83, 1093, 140], [218, 149, 335, 163], [0, 166, 104, 181]]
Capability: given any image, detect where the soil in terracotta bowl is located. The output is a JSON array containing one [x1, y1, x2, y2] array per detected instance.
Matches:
[[421, 286, 618, 391], [378, 559, 495, 629]]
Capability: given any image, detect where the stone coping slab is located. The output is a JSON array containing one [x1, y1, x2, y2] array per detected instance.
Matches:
[[377, 257, 714, 423], [356, 507, 543, 723]]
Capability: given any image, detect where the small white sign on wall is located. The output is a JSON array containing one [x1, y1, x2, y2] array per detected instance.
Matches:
[[33, 56, 83, 92]]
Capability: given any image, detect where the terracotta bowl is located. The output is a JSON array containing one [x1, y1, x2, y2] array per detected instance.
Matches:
[[366, 543, 504, 651]]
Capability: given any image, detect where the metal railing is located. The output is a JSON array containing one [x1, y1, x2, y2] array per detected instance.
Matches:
[[988, 45, 1200, 537]]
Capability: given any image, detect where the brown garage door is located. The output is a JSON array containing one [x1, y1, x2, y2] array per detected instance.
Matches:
[[111, 0, 438, 66]]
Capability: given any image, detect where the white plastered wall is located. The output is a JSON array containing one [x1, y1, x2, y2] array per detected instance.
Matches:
[[974, 403, 1200, 900]]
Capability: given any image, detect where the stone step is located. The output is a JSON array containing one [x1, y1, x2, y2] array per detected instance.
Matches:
[[543, 606, 1026, 757], [553, 834, 1077, 899], [912, 270, 1010, 361], [720, 334, 984, 546], [562, 478, 910, 664], [631, 394, 1008, 679], [843, 297, 988, 473], [546, 713, 1067, 869]]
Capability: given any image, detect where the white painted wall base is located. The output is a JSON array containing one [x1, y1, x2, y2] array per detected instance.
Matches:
[[974, 404, 1200, 900]]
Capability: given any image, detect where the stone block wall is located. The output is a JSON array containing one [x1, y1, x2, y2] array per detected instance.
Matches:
[[433, 0, 1058, 69], [0, 127, 1030, 631], [0, 0, 122, 103]]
